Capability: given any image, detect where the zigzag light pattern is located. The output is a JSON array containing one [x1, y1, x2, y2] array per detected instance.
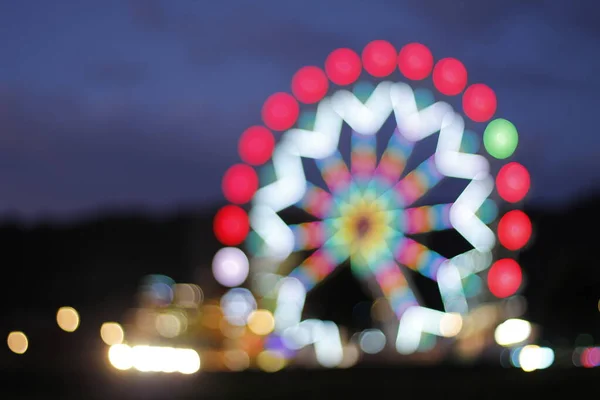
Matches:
[[252, 82, 494, 261]]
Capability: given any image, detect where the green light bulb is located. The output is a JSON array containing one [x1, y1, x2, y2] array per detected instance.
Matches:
[[483, 118, 519, 159]]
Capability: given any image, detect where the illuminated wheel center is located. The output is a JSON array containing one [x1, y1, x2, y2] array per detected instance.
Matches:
[[334, 185, 398, 260]]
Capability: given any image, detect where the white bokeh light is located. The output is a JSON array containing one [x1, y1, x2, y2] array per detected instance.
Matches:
[[221, 288, 257, 326], [212, 247, 250, 287]]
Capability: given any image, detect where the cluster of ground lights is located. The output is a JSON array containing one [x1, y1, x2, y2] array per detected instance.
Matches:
[[5, 305, 201, 374]]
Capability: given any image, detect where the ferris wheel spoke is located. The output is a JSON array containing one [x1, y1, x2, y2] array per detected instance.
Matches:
[[403, 203, 453, 234], [373, 128, 414, 191], [289, 220, 336, 251], [364, 254, 419, 320], [315, 150, 353, 195], [391, 236, 446, 280], [295, 182, 335, 219], [288, 242, 349, 292], [392, 155, 444, 207], [351, 130, 377, 190]]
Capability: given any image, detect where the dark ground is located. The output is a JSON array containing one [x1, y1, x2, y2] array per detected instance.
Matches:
[[0, 363, 596, 399]]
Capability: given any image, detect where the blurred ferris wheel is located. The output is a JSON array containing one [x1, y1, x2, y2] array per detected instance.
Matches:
[[211, 40, 533, 366]]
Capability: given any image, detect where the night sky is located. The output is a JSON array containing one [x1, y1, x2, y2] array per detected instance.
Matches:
[[1, 0, 598, 220]]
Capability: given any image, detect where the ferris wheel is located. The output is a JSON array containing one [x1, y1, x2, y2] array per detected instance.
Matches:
[[211, 40, 532, 366]]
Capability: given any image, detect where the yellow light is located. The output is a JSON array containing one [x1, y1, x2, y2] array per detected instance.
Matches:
[[519, 345, 541, 372], [439, 313, 463, 337], [247, 309, 275, 336], [494, 319, 532, 346], [108, 344, 201, 374], [256, 350, 286, 372], [57, 307, 80, 332], [100, 322, 125, 345], [7, 331, 28, 354], [224, 349, 250, 371]]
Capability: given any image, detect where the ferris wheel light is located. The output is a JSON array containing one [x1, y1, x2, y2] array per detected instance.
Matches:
[[325, 48, 362, 86], [498, 210, 532, 251], [212, 247, 250, 287], [462, 83, 497, 122], [433, 58, 468, 96], [213, 205, 249, 246], [484, 118, 519, 159], [238, 126, 275, 166], [216, 41, 532, 364], [292, 66, 329, 104], [487, 259, 523, 298], [362, 40, 397, 78], [222, 164, 258, 205], [398, 42, 433, 81], [496, 162, 530, 203], [261, 92, 299, 131]]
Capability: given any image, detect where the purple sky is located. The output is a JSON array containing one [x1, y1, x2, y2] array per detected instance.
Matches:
[[0, 0, 598, 220]]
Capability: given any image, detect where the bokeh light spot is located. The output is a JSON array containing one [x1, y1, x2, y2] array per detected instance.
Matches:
[[100, 322, 125, 346], [238, 126, 275, 166], [433, 57, 467, 95], [496, 162, 530, 203], [498, 210, 532, 251], [484, 118, 519, 159], [222, 164, 258, 205], [261, 92, 299, 131], [7, 331, 28, 354], [213, 205, 249, 246], [257, 350, 286, 372], [292, 66, 329, 104], [398, 43, 433, 80], [487, 259, 522, 298], [57, 306, 80, 332], [325, 48, 362, 85], [247, 309, 275, 336], [362, 40, 397, 78], [463, 83, 497, 122], [212, 247, 250, 287]]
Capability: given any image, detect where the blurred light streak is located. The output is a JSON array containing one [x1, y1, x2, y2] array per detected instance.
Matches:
[[274, 277, 306, 332], [396, 307, 462, 354], [108, 344, 200, 374], [436, 261, 468, 314]]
